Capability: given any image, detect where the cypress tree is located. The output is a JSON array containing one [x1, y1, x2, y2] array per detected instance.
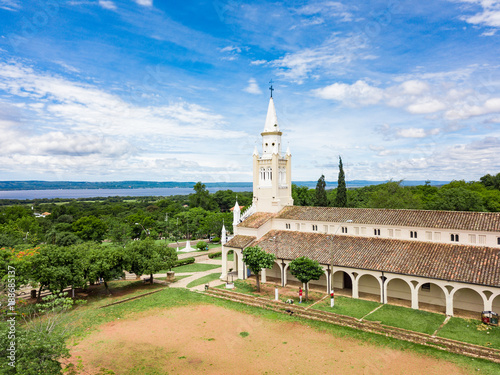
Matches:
[[315, 174, 328, 207], [335, 156, 347, 207]]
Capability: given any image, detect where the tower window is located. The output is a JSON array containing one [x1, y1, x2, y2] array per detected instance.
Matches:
[[285, 223, 291, 229], [410, 231, 417, 239], [374, 229, 381, 236], [341, 227, 347, 234], [272, 143, 275, 146], [312, 225, 318, 231], [451, 234, 459, 242]]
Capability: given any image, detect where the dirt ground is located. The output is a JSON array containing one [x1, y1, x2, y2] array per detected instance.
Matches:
[[67, 304, 471, 375]]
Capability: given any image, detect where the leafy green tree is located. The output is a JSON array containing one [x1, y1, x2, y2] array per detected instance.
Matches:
[[428, 187, 485, 211], [242, 246, 276, 292], [480, 172, 500, 190], [289, 256, 324, 301], [292, 184, 314, 206], [368, 181, 423, 209], [334, 156, 347, 207], [82, 243, 126, 293], [314, 175, 328, 207], [30, 245, 85, 299], [0, 292, 85, 375], [124, 239, 177, 284], [72, 215, 107, 242], [189, 182, 218, 211]]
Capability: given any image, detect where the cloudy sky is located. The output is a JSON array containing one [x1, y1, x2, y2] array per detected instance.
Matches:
[[0, 0, 499, 183]]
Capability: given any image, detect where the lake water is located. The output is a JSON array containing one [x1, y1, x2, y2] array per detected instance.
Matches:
[[0, 187, 252, 200]]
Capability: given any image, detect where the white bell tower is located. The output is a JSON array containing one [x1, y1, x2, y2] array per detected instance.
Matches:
[[252, 84, 293, 213]]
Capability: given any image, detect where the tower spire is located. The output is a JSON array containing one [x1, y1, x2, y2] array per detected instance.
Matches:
[[269, 79, 274, 98]]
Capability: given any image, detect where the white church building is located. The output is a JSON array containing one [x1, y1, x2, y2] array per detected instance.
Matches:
[[222, 93, 500, 317]]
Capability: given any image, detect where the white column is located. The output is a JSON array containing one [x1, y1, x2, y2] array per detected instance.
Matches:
[[237, 251, 245, 280], [382, 279, 388, 304], [446, 292, 454, 316], [324, 268, 330, 293], [261, 268, 267, 284], [484, 293, 493, 312], [220, 245, 227, 280], [411, 283, 419, 310], [352, 273, 359, 299], [283, 263, 289, 286]]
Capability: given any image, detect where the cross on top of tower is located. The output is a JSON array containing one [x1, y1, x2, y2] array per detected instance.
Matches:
[[269, 79, 274, 98]]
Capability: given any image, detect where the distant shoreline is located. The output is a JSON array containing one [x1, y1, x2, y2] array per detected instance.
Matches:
[[0, 180, 449, 192]]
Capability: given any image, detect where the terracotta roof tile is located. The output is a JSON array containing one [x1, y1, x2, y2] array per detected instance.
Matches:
[[225, 235, 256, 249], [276, 206, 500, 232], [254, 230, 500, 287], [237, 212, 275, 228]]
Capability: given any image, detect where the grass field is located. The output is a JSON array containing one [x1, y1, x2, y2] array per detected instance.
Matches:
[[61, 283, 500, 375], [186, 273, 222, 288], [362, 304, 446, 334], [314, 295, 381, 319], [170, 263, 220, 273], [438, 317, 500, 348]]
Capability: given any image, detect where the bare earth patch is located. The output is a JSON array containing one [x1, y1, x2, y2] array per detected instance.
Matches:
[[68, 304, 470, 375]]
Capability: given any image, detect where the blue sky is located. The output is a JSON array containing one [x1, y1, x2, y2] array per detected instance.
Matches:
[[0, 0, 499, 184]]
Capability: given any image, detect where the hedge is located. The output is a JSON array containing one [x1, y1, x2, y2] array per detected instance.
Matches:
[[208, 250, 233, 259], [173, 257, 195, 267]]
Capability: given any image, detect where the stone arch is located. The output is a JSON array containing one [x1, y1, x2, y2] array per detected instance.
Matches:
[[492, 294, 500, 314], [385, 277, 412, 307], [452, 287, 485, 317], [417, 281, 446, 314], [357, 273, 381, 302]]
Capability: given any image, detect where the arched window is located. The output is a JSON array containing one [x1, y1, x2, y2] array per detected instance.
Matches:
[[260, 167, 266, 181], [267, 167, 272, 181]]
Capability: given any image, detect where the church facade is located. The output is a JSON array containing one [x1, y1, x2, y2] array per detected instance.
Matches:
[[222, 95, 500, 317]]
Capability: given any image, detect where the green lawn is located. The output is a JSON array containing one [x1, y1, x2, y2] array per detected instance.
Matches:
[[170, 263, 220, 273], [186, 273, 222, 288], [314, 296, 381, 319], [438, 317, 500, 349], [363, 304, 446, 334], [214, 252, 234, 261], [61, 284, 500, 375]]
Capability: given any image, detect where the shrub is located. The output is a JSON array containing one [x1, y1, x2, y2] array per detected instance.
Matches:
[[208, 251, 222, 259], [211, 237, 220, 243], [196, 241, 208, 251], [173, 257, 195, 267]]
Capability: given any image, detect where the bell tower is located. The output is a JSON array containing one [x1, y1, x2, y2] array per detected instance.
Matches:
[[252, 84, 293, 213]]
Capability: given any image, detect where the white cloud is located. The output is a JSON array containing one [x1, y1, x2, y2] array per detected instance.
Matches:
[[134, 0, 153, 6], [445, 97, 500, 119], [220, 46, 241, 53], [250, 60, 267, 65], [0, 61, 250, 179], [406, 98, 447, 114], [0, 0, 20, 11], [270, 34, 370, 83], [456, 0, 500, 28], [243, 78, 262, 95], [312, 80, 383, 105], [99, 0, 116, 10]]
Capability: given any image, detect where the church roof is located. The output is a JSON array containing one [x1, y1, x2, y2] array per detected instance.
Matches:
[[254, 230, 500, 287], [225, 235, 256, 249], [263, 97, 279, 133], [276, 206, 500, 232], [237, 212, 275, 228]]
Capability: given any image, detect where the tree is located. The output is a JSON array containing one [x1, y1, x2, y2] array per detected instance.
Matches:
[[428, 187, 485, 211], [196, 241, 208, 251], [242, 246, 276, 292], [292, 184, 314, 206], [289, 256, 324, 301], [124, 238, 177, 284], [334, 156, 347, 207], [314, 175, 328, 206], [189, 182, 218, 211], [480, 173, 500, 190], [30, 245, 85, 299], [84, 243, 126, 293], [72, 215, 107, 242], [0, 292, 85, 375], [368, 181, 423, 209]]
